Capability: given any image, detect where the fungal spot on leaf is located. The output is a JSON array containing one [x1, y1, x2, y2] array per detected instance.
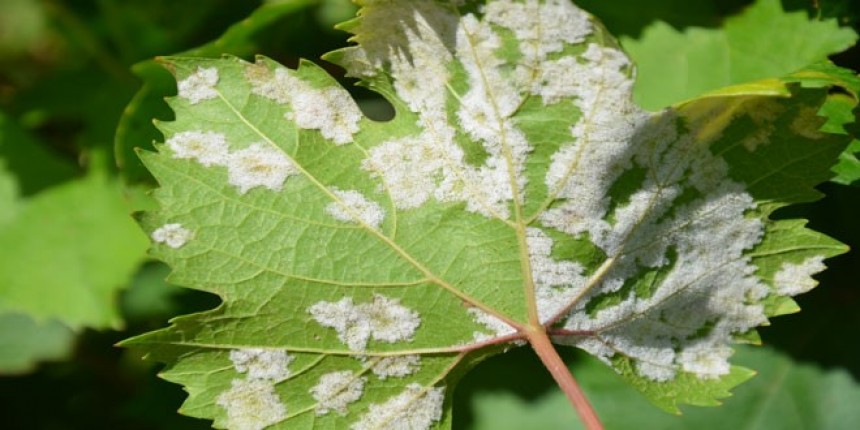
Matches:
[[467, 308, 516, 342], [740, 99, 784, 151], [177, 66, 219, 104], [325, 188, 386, 228], [216, 379, 286, 430], [308, 295, 421, 351], [151, 223, 192, 249], [166, 130, 229, 166], [370, 355, 421, 379], [774, 255, 826, 296], [247, 66, 362, 145], [791, 106, 827, 139], [229, 348, 294, 381], [526, 227, 586, 322], [351, 383, 445, 430], [310, 370, 367, 416], [226, 143, 298, 194]]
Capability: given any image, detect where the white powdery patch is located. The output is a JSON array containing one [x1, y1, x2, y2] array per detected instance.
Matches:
[[248, 66, 362, 145], [371, 355, 422, 379], [526, 228, 587, 322], [484, 0, 593, 61], [288, 86, 363, 145], [540, 43, 650, 249], [177, 66, 219, 104], [216, 379, 287, 430], [351, 383, 445, 430], [310, 370, 366, 416], [166, 130, 229, 166], [325, 188, 386, 229], [229, 348, 294, 381], [226, 143, 298, 194], [248, 67, 302, 104], [774, 256, 826, 296], [151, 223, 192, 248], [467, 308, 516, 342], [308, 295, 421, 351], [677, 343, 733, 379]]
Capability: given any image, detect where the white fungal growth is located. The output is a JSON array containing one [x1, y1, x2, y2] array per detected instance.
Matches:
[[151, 223, 192, 248], [526, 227, 586, 322], [371, 355, 421, 379], [289, 86, 363, 145], [248, 67, 303, 104], [226, 143, 298, 194], [216, 379, 287, 430], [308, 295, 421, 351], [166, 130, 229, 166], [467, 308, 516, 342], [484, 0, 593, 61], [310, 371, 366, 416], [325, 188, 386, 228], [774, 256, 826, 296], [247, 66, 362, 145], [351, 383, 445, 430], [178, 66, 219, 104], [677, 344, 733, 379], [229, 349, 294, 381]]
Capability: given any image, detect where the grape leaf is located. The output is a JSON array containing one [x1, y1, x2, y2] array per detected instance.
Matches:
[[0, 164, 149, 329], [464, 345, 860, 430], [123, 0, 853, 428], [623, 0, 858, 111]]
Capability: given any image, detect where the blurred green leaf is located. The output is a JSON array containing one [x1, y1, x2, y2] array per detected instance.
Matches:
[[623, 0, 857, 110], [0, 112, 77, 196], [0, 312, 75, 375], [0, 165, 148, 329], [463, 346, 860, 430]]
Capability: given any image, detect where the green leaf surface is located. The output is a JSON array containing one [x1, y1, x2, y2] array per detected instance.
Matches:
[[464, 345, 860, 430], [0, 168, 149, 329], [624, 0, 858, 111], [124, 1, 852, 428]]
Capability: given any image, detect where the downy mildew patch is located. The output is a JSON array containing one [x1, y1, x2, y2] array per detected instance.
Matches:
[[310, 371, 367, 416], [151, 223, 193, 249], [308, 294, 421, 352], [216, 379, 287, 430], [351, 383, 445, 430], [177, 66, 219, 104]]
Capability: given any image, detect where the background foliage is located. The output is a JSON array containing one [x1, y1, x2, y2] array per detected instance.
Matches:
[[0, 0, 857, 429]]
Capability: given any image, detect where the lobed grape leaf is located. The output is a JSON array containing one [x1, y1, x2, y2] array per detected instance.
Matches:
[[123, 0, 854, 428], [622, 0, 858, 111]]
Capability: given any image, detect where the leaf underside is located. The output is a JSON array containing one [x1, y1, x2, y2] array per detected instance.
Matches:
[[123, 1, 854, 429]]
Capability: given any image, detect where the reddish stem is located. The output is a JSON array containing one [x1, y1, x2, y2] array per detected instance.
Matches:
[[526, 328, 604, 430]]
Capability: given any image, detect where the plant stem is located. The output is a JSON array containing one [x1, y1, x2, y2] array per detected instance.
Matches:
[[527, 328, 604, 430]]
